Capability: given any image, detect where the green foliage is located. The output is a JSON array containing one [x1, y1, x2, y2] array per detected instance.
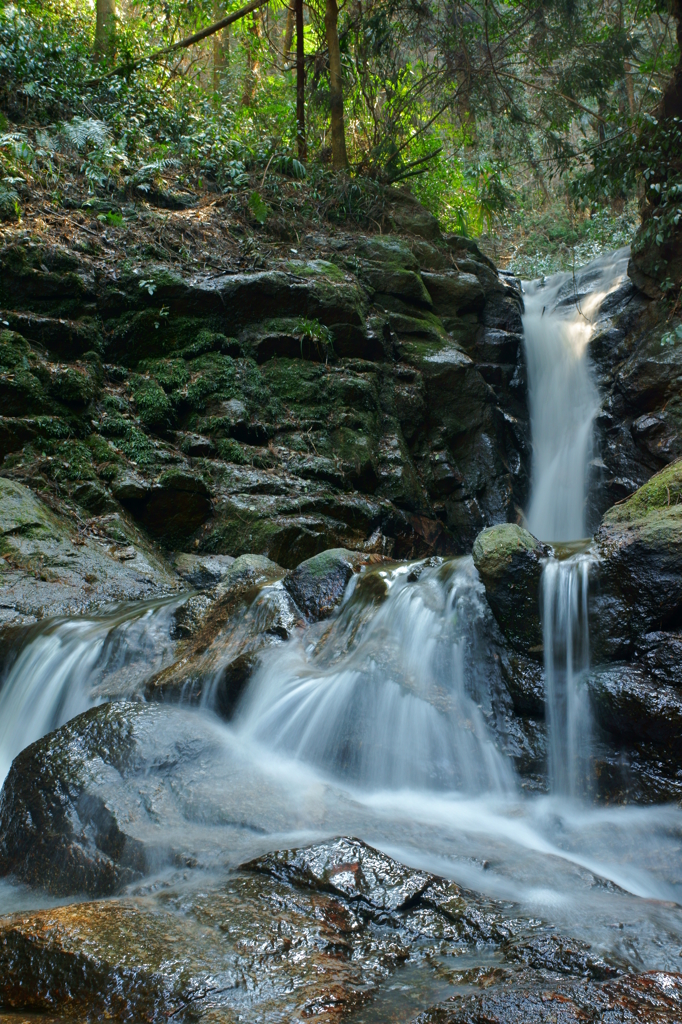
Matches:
[[248, 190, 269, 224]]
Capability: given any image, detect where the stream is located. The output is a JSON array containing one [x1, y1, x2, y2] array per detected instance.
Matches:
[[1, 247, 682, 1017]]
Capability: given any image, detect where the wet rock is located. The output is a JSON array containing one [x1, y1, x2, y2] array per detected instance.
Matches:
[[498, 648, 545, 716], [0, 874, 405, 1022], [117, 469, 213, 544], [415, 969, 682, 1023], [246, 836, 434, 915], [0, 477, 180, 624], [588, 664, 682, 753], [591, 460, 682, 658], [0, 835, 516, 1024], [283, 547, 377, 621], [0, 702, 149, 896], [172, 551, 235, 589], [145, 554, 296, 712], [472, 524, 550, 652]]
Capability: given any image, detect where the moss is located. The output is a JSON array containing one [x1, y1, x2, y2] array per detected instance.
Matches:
[[115, 427, 160, 468], [285, 259, 347, 281], [261, 360, 329, 406], [215, 438, 251, 464], [105, 312, 227, 365], [179, 329, 240, 360], [136, 358, 189, 393], [46, 364, 99, 407], [603, 459, 682, 525], [0, 329, 32, 368], [130, 376, 174, 431], [354, 235, 419, 271]]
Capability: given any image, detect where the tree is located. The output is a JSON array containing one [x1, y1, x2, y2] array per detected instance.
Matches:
[[94, 0, 116, 58], [325, 0, 348, 168], [213, 0, 230, 95], [296, 0, 306, 159]]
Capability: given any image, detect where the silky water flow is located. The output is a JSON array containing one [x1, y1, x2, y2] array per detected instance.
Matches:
[[1, 248, 682, 983], [522, 248, 630, 797]]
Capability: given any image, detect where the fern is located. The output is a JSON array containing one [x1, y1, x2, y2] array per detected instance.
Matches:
[[0, 182, 20, 220], [57, 117, 113, 154]]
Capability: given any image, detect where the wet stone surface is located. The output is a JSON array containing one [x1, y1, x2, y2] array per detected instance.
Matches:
[[1, 835, 664, 1024]]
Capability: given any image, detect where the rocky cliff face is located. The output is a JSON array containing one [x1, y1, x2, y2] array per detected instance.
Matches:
[[587, 275, 682, 530], [0, 220, 529, 584]]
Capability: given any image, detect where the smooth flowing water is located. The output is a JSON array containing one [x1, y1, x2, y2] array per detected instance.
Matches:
[[523, 248, 630, 796], [522, 247, 630, 543], [1, 249, 682, 1000]]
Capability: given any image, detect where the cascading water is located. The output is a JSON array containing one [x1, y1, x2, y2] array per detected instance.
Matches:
[[522, 248, 630, 796], [238, 558, 514, 795], [0, 598, 183, 785]]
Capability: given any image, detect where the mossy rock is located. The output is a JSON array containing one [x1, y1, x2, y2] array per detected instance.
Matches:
[[283, 547, 372, 621], [472, 524, 550, 653], [592, 460, 682, 652]]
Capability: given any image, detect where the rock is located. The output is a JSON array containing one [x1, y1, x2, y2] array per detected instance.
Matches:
[[0, 477, 180, 625], [472, 524, 550, 652], [117, 470, 213, 544], [591, 459, 682, 658], [0, 835, 524, 1023], [172, 551, 235, 588], [416, 970, 682, 1023], [588, 664, 682, 752], [283, 547, 375, 621], [145, 554, 297, 712], [0, 225, 531, 567], [383, 189, 441, 239], [0, 702, 150, 896]]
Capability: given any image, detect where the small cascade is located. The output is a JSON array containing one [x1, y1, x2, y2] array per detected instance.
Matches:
[[0, 599, 182, 786], [237, 558, 515, 795], [542, 553, 593, 797]]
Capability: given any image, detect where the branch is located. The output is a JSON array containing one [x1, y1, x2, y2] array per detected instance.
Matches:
[[496, 70, 607, 123], [388, 146, 443, 182], [85, 0, 272, 87]]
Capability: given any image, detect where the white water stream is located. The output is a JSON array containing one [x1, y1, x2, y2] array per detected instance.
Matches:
[[522, 248, 630, 796], [1, 249, 682, 983]]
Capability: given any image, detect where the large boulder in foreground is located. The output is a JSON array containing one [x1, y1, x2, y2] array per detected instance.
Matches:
[[472, 524, 550, 652], [0, 832, 638, 1023]]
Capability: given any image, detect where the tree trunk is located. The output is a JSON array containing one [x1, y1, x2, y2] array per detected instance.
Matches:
[[325, 0, 348, 169], [296, 0, 306, 160], [624, 60, 635, 114], [283, 4, 294, 55], [213, 0, 230, 94], [95, 0, 116, 58], [242, 10, 262, 106]]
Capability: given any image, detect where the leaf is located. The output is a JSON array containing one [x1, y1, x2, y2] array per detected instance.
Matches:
[[248, 190, 268, 225]]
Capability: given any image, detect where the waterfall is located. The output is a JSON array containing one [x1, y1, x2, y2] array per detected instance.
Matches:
[[542, 553, 592, 797], [522, 248, 629, 543], [0, 599, 182, 786], [522, 249, 630, 796]]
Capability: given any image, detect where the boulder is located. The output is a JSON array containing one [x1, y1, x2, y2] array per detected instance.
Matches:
[[472, 524, 550, 652], [591, 459, 682, 659], [283, 547, 376, 621], [0, 836, 521, 1023], [0, 703, 150, 896]]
